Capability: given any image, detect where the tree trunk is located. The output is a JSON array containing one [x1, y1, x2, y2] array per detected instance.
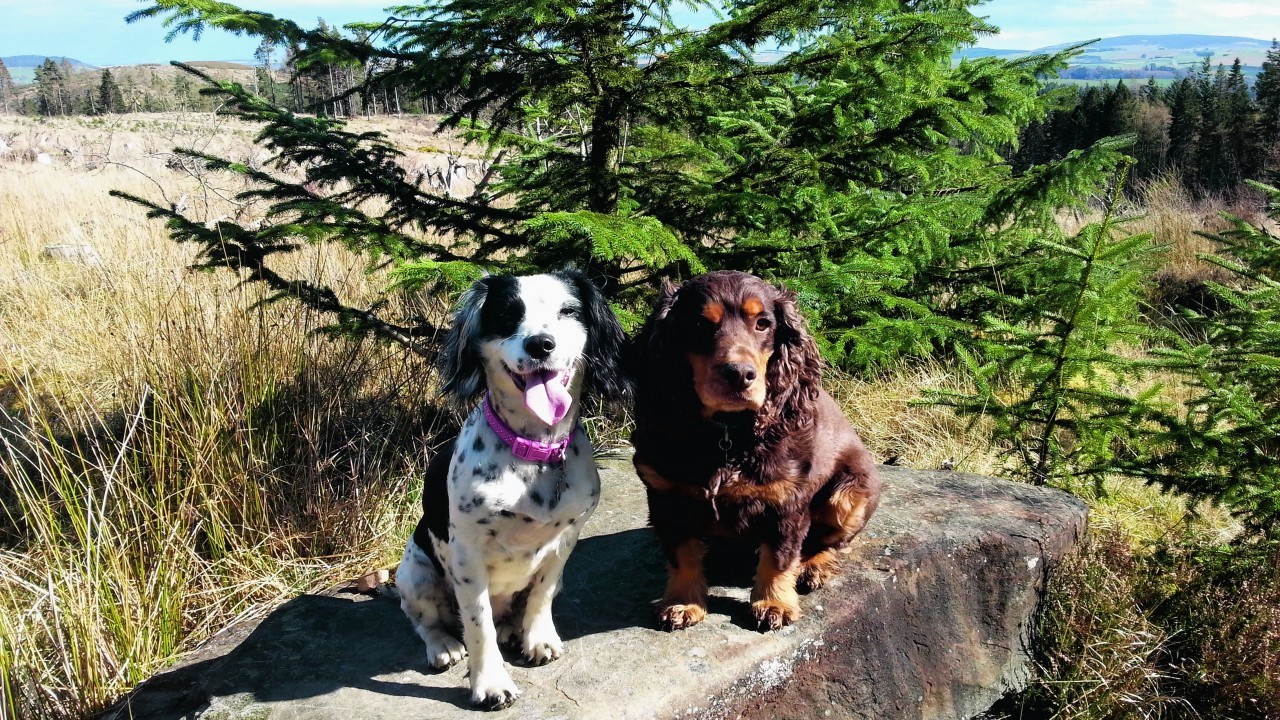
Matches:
[[587, 94, 622, 216]]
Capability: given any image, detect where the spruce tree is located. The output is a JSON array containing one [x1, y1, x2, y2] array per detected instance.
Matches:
[[1140, 75, 1159, 103], [1194, 61, 1229, 193], [1144, 181, 1280, 536], [1256, 40, 1280, 181], [97, 69, 124, 114], [253, 38, 279, 105], [1102, 81, 1135, 137], [0, 58, 13, 114], [1223, 58, 1259, 187], [1166, 77, 1201, 181], [929, 153, 1162, 488], [120, 0, 1115, 371], [34, 58, 67, 116], [172, 73, 195, 110]]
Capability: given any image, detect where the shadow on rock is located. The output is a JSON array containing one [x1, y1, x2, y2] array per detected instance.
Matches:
[[101, 593, 472, 719], [104, 528, 668, 718]]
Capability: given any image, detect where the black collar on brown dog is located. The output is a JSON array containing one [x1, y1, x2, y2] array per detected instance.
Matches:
[[705, 412, 755, 521]]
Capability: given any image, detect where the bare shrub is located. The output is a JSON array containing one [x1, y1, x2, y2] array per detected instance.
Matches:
[[1152, 541, 1280, 717]]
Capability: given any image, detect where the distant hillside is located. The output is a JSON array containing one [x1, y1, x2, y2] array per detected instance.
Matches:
[[2, 55, 98, 85], [1038, 34, 1274, 53], [2, 60, 266, 113], [2, 58, 257, 88], [2, 55, 95, 69], [954, 33, 1276, 82], [183, 61, 256, 71]]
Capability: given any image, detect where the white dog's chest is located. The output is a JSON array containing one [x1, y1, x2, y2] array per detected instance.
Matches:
[[440, 416, 600, 592]]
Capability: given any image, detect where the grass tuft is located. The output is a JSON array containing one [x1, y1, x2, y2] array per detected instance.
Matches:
[[0, 114, 450, 719]]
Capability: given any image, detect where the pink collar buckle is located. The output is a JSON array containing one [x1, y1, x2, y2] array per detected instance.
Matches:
[[483, 394, 572, 464]]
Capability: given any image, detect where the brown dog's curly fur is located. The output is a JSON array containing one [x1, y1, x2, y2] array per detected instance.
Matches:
[[631, 271, 881, 631]]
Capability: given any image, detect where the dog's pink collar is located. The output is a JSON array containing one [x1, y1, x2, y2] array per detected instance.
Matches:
[[483, 394, 572, 463]]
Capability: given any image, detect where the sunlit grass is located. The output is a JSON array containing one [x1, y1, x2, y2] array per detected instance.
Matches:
[[0, 114, 445, 719]]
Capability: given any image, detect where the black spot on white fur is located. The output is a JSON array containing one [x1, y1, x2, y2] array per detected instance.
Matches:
[[400, 270, 623, 708]]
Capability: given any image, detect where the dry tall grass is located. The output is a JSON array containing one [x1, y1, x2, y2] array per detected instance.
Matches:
[[0, 114, 450, 719]]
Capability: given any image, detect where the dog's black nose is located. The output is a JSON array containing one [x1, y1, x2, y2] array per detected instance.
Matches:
[[719, 362, 757, 391], [524, 333, 556, 360]]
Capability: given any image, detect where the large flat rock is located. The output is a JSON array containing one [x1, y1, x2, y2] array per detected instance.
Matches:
[[105, 452, 1086, 720]]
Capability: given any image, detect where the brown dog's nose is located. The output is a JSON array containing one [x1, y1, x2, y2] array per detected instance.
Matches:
[[719, 362, 757, 391]]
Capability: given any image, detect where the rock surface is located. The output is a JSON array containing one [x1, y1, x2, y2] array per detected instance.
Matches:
[[105, 453, 1086, 720]]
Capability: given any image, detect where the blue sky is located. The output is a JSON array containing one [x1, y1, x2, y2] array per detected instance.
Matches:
[[980, 0, 1279, 50], [1, 0, 1277, 66]]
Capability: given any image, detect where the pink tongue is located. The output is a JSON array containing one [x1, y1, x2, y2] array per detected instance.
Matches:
[[523, 370, 572, 426]]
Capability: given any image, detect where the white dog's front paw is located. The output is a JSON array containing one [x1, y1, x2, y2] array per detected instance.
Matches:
[[522, 627, 564, 666], [470, 664, 521, 710], [423, 629, 467, 669]]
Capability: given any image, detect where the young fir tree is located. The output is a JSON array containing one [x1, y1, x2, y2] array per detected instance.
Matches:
[[120, 0, 1109, 371], [1143, 181, 1280, 537], [929, 152, 1163, 488]]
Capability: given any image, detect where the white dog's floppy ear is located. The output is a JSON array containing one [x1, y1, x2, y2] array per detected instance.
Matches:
[[556, 268, 630, 402], [438, 276, 492, 406]]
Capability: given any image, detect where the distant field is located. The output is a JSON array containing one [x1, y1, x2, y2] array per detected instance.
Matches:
[[956, 33, 1274, 80], [1072, 40, 1268, 67]]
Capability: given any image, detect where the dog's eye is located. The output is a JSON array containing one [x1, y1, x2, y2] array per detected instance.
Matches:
[[559, 306, 580, 319], [755, 317, 772, 332]]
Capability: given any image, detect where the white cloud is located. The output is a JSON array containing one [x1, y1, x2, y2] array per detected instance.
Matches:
[[1170, 0, 1280, 19], [981, 0, 1279, 47]]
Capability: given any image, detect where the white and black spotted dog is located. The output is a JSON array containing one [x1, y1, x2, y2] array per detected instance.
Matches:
[[397, 269, 627, 709]]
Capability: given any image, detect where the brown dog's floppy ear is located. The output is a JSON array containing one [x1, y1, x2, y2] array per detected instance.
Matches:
[[760, 284, 823, 426], [633, 279, 679, 360], [627, 279, 684, 401]]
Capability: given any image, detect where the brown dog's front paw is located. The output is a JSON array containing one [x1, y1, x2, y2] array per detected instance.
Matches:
[[798, 563, 835, 594], [797, 548, 845, 594], [658, 603, 707, 630], [751, 600, 801, 631]]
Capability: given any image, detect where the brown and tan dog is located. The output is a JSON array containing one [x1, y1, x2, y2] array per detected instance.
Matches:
[[631, 271, 881, 631]]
